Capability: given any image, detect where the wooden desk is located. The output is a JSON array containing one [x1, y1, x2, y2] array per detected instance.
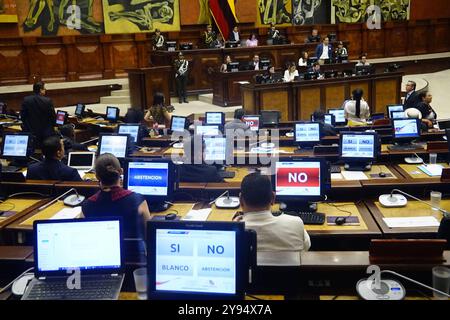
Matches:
[[241, 72, 403, 121], [396, 163, 450, 180], [366, 199, 450, 238], [212, 70, 260, 107]]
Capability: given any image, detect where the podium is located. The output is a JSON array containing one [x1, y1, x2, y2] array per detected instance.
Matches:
[[126, 66, 171, 110]]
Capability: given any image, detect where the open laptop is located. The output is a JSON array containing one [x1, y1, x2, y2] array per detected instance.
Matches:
[[22, 218, 124, 300], [68, 152, 96, 170]]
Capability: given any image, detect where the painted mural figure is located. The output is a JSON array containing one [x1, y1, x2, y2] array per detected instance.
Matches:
[[332, 0, 371, 23], [293, 0, 322, 25], [25, 0, 56, 32], [258, 0, 291, 25], [58, 0, 102, 33], [197, 0, 211, 24], [379, 0, 409, 21]]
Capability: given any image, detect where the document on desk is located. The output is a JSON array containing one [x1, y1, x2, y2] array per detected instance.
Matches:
[[341, 171, 368, 181], [417, 164, 443, 177], [182, 208, 212, 221], [77, 170, 88, 179], [236, 81, 250, 85], [50, 207, 82, 220], [383, 216, 440, 228], [331, 173, 344, 180]]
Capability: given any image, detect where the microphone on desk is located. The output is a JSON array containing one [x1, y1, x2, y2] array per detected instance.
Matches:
[[379, 189, 450, 217], [38, 188, 85, 211], [210, 190, 240, 209]]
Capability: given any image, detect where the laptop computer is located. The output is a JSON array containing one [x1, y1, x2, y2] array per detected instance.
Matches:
[[22, 218, 124, 300], [67, 152, 96, 170]]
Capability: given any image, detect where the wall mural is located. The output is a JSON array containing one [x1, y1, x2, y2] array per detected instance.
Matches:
[[19, 0, 104, 36], [292, 0, 329, 25], [102, 0, 180, 34], [0, 0, 18, 23], [332, 0, 409, 24], [256, 0, 292, 26]]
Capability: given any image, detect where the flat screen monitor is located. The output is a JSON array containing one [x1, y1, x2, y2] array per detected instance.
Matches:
[[340, 132, 378, 162], [170, 116, 187, 133], [98, 134, 129, 159], [146, 220, 246, 300], [227, 62, 240, 72], [75, 103, 85, 117], [242, 115, 260, 131], [203, 136, 227, 164], [273, 159, 328, 202], [260, 59, 271, 70], [195, 124, 220, 136], [438, 119, 450, 131], [205, 112, 225, 126], [166, 41, 177, 51], [55, 110, 68, 126], [338, 54, 349, 63], [391, 110, 406, 119], [124, 159, 175, 203], [370, 113, 385, 121], [387, 105, 404, 118], [118, 124, 140, 143], [392, 118, 421, 142], [260, 111, 280, 127], [1, 133, 31, 158], [294, 122, 322, 149], [68, 152, 96, 170], [307, 57, 318, 66], [179, 43, 193, 50], [34, 218, 123, 277], [328, 108, 346, 125], [355, 65, 374, 75], [106, 106, 119, 122], [310, 113, 335, 126]]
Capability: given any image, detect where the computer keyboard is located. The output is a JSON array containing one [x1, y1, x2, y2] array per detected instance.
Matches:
[[24, 276, 122, 300], [272, 211, 326, 225], [1, 166, 20, 173], [330, 165, 342, 174], [388, 144, 424, 151], [219, 171, 236, 179]]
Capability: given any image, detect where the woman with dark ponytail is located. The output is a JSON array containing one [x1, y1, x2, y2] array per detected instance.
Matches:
[[81, 154, 151, 249], [344, 88, 370, 126]]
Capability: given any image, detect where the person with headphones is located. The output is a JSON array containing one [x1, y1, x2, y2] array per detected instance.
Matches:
[[344, 88, 371, 126]]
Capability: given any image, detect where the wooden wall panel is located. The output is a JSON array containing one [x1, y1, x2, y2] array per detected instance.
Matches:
[[385, 22, 408, 57], [410, 0, 450, 20], [298, 87, 320, 120], [374, 79, 400, 114], [261, 91, 289, 121], [408, 22, 430, 55], [349, 82, 370, 105], [324, 85, 346, 110], [0, 44, 28, 85], [110, 42, 138, 77], [75, 43, 104, 80], [364, 29, 385, 59]]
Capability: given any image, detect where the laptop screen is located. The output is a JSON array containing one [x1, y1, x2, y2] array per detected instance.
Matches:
[[68, 152, 95, 168], [35, 220, 122, 273]]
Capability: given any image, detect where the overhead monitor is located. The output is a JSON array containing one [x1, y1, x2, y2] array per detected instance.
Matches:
[[98, 134, 129, 159]]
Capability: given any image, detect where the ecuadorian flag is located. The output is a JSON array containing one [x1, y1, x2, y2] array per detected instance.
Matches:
[[208, 0, 238, 40]]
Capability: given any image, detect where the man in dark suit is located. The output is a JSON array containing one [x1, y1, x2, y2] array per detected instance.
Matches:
[[315, 37, 333, 63], [249, 54, 261, 70], [20, 82, 56, 147], [403, 80, 421, 111], [27, 135, 82, 181], [229, 26, 240, 42]]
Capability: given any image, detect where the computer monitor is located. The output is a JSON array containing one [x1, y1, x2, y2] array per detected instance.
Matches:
[[75, 103, 85, 117], [355, 65, 374, 75], [118, 124, 140, 143], [98, 133, 130, 159], [260, 59, 271, 70], [387, 104, 404, 118], [438, 119, 450, 131], [203, 135, 227, 164], [106, 106, 120, 123], [195, 124, 221, 136], [227, 62, 240, 72], [338, 54, 349, 63], [294, 122, 322, 149], [328, 33, 337, 42], [273, 159, 329, 211], [205, 112, 225, 126], [0, 102, 6, 114], [242, 115, 261, 131], [391, 110, 406, 119], [170, 116, 188, 133], [307, 57, 318, 66], [146, 220, 248, 300], [33, 218, 123, 277], [124, 159, 176, 212], [340, 132, 378, 171], [1, 133, 33, 159], [166, 41, 177, 51], [392, 118, 421, 143], [304, 71, 317, 81], [179, 43, 193, 50], [260, 110, 280, 127], [68, 152, 96, 170], [311, 113, 335, 126], [370, 113, 385, 121], [328, 108, 346, 125], [55, 110, 68, 126]]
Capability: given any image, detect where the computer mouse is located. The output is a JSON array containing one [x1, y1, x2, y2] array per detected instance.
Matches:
[[12, 274, 34, 296], [378, 172, 387, 178], [335, 217, 347, 226], [165, 213, 177, 221]]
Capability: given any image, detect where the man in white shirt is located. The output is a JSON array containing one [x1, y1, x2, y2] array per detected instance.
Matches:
[[249, 54, 260, 71], [234, 173, 311, 265], [315, 37, 333, 63]]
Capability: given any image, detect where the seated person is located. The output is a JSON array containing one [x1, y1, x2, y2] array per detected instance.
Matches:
[[405, 108, 429, 132], [220, 55, 232, 73], [335, 41, 348, 59], [298, 51, 309, 67], [229, 25, 240, 42], [344, 88, 370, 126], [202, 24, 218, 48], [59, 124, 88, 153], [234, 173, 311, 265], [438, 217, 450, 249], [416, 91, 437, 129], [246, 33, 258, 47], [307, 29, 321, 43], [27, 135, 82, 181], [308, 62, 324, 79], [81, 153, 151, 255], [283, 62, 299, 82], [248, 54, 261, 70], [313, 110, 337, 136], [144, 92, 173, 128], [356, 53, 371, 67], [224, 109, 253, 136], [267, 23, 283, 44], [178, 136, 224, 183]]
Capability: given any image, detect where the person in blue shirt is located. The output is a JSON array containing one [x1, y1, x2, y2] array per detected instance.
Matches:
[[26, 135, 82, 181], [81, 153, 151, 251]]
